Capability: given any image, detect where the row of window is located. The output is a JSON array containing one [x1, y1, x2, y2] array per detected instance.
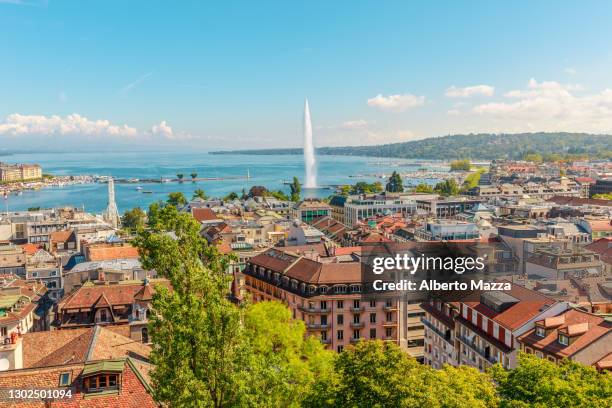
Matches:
[[307, 299, 395, 310], [332, 327, 395, 341]]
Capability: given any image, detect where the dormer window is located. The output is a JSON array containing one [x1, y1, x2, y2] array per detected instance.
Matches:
[[82, 360, 123, 394], [535, 327, 545, 337], [558, 334, 569, 346], [84, 374, 118, 393]]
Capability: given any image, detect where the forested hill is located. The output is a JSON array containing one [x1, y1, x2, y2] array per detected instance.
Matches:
[[211, 133, 612, 160]]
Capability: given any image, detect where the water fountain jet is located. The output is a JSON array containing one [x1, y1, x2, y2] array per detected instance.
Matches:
[[303, 98, 317, 188]]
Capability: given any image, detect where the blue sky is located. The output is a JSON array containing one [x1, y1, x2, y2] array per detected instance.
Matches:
[[2, 1, 612, 150]]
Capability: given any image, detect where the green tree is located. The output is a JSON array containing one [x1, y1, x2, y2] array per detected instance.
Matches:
[[339, 185, 351, 197], [177, 173, 185, 182], [167, 191, 187, 207], [450, 159, 471, 171], [414, 183, 434, 193], [434, 179, 460, 196], [224, 191, 239, 201], [192, 188, 208, 200], [135, 206, 247, 407], [306, 340, 497, 408], [491, 353, 612, 408], [121, 207, 146, 231], [350, 182, 384, 195], [463, 168, 486, 189], [385, 171, 404, 193], [523, 153, 543, 163], [243, 301, 335, 407], [290, 176, 302, 202], [136, 208, 334, 407], [268, 190, 290, 201]]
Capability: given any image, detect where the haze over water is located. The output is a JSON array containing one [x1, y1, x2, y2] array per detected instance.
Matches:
[[3, 151, 443, 214]]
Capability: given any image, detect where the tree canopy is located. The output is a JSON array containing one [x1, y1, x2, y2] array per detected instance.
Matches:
[[490, 353, 612, 408], [121, 207, 146, 231], [385, 171, 404, 193], [290, 176, 302, 202], [167, 191, 188, 207]]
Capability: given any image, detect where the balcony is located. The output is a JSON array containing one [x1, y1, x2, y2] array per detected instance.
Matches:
[[457, 334, 499, 365], [307, 323, 330, 330], [320, 338, 332, 345], [350, 337, 362, 343], [350, 321, 364, 328], [382, 336, 395, 341], [298, 305, 330, 314], [382, 320, 397, 327], [421, 317, 453, 347], [383, 305, 397, 312], [351, 306, 364, 313]]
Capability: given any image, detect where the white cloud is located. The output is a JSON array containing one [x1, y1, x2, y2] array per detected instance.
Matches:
[[339, 119, 369, 131], [445, 85, 495, 98], [0, 113, 189, 141], [447, 109, 461, 116], [151, 120, 174, 138], [0, 113, 138, 137], [471, 78, 612, 133], [367, 93, 425, 112], [564, 67, 577, 75]]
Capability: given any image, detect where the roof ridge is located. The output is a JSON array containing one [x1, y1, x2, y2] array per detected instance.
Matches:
[[85, 325, 102, 361]]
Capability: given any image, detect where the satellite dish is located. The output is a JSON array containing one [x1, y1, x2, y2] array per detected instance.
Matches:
[[0, 358, 10, 371]]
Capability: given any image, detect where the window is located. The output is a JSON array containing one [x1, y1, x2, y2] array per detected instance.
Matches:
[[353, 300, 360, 309], [535, 327, 545, 337], [337, 300, 344, 309], [337, 345, 343, 353], [353, 330, 360, 339], [84, 374, 119, 393], [337, 330, 343, 340], [385, 328, 393, 337], [321, 331, 327, 341], [59, 372, 71, 387], [321, 315, 327, 326], [369, 313, 376, 323], [320, 301, 327, 310], [385, 299, 393, 308], [0, 327, 6, 337], [558, 334, 569, 346], [337, 314, 344, 325], [370, 328, 376, 339], [369, 300, 376, 308], [386, 312, 393, 322], [353, 315, 360, 324]]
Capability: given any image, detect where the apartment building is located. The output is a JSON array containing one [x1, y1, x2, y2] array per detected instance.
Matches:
[[0, 277, 50, 344], [291, 200, 332, 223], [55, 279, 168, 343], [343, 194, 427, 227], [525, 245, 603, 280], [416, 197, 484, 218], [422, 285, 569, 371], [413, 221, 480, 241], [0, 163, 42, 182], [240, 248, 425, 358], [467, 178, 581, 200]]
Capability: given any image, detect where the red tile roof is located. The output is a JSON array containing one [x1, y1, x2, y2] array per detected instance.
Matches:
[[463, 283, 556, 331], [518, 308, 612, 359], [192, 208, 218, 222], [58, 280, 169, 310]]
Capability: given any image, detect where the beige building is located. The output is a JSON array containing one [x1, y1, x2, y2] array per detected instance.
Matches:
[[0, 163, 42, 182]]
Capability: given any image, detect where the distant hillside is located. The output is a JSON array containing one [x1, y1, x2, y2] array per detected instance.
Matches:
[[211, 133, 612, 160]]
